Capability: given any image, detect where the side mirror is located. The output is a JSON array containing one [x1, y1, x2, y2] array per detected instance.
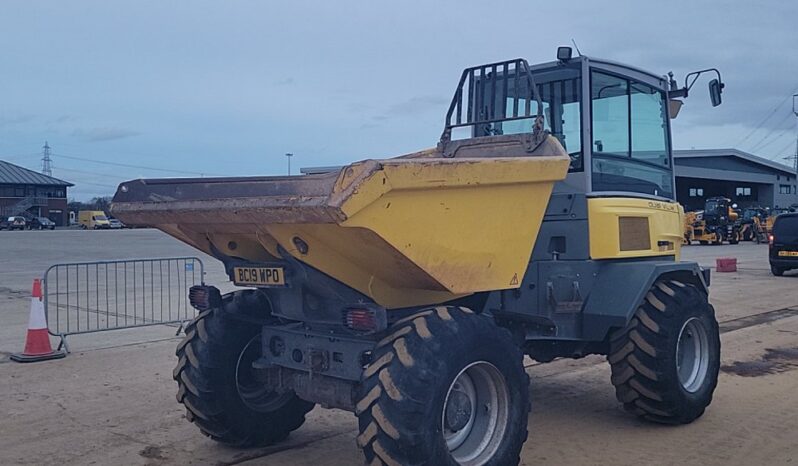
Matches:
[[709, 79, 724, 107]]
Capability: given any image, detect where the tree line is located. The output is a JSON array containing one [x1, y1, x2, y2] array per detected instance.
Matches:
[[67, 196, 113, 214]]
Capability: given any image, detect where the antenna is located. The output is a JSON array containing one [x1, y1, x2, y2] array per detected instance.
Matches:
[[571, 39, 583, 57], [41, 141, 52, 177]]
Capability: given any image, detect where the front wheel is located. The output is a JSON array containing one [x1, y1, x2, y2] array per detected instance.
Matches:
[[356, 306, 529, 466], [174, 290, 314, 446], [608, 280, 720, 424]]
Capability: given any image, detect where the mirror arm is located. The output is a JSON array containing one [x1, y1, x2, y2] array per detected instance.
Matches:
[[669, 68, 724, 101], [683, 68, 723, 92], [669, 88, 688, 98]]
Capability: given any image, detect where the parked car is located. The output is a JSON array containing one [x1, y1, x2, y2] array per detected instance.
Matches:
[[0, 216, 27, 230], [108, 218, 125, 229], [769, 212, 798, 276], [28, 217, 56, 230]]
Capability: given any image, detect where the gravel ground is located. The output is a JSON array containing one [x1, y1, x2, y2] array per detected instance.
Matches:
[[0, 229, 796, 465]]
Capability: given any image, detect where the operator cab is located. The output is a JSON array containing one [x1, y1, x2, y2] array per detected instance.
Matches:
[[441, 49, 723, 202], [703, 196, 736, 221]]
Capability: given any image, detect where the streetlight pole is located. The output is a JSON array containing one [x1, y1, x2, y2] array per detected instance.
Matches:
[[286, 152, 293, 176], [792, 95, 798, 175]]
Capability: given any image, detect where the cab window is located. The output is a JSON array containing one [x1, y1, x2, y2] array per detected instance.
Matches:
[[495, 69, 583, 172], [591, 70, 672, 198]]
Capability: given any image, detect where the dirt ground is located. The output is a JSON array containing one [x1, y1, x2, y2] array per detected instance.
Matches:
[[1, 229, 797, 465]]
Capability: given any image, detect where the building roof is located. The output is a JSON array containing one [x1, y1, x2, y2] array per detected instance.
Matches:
[[674, 148, 796, 176], [0, 160, 74, 186]]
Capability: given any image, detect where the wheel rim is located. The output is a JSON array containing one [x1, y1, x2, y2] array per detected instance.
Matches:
[[442, 361, 509, 466], [675, 318, 710, 393], [235, 336, 292, 412]]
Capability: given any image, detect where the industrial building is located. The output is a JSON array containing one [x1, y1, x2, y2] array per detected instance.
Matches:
[[674, 149, 798, 211], [0, 160, 73, 226]]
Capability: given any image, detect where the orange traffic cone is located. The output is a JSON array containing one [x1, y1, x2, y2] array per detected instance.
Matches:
[[10, 279, 65, 363]]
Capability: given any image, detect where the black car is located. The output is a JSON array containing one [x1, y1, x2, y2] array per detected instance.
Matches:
[[29, 216, 56, 230], [0, 216, 26, 230], [769, 212, 798, 276]]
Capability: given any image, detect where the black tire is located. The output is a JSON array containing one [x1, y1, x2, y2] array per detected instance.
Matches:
[[699, 240, 708, 245], [608, 280, 720, 424], [771, 266, 784, 277], [355, 306, 529, 466], [174, 290, 314, 447]]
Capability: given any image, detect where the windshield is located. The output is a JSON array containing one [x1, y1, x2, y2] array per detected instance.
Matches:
[[498, 67, 583, 171], [743, 209, 764, 220], [461, 63, 584, 172], [93, 215, 108, 221], [704, 201, 721, 214]]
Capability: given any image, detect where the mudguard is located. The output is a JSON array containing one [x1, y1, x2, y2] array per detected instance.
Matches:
[[581, 260, 709, 341]]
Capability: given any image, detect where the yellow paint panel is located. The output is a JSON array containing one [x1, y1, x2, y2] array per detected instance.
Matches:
[[588, 198, 682, 260], [272, 156, 569, 308]]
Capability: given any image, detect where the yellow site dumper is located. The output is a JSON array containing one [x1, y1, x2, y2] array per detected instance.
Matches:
[[112, 50, 724, 466]]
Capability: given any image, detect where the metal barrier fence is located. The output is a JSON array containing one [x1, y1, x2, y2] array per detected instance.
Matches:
[[43, 257, 204, 352]]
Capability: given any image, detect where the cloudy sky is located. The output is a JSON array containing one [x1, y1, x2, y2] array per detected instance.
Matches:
[[1, 0, 796, 200]]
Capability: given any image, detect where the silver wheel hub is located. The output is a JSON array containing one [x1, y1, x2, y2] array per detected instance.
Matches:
[[442, 361, 510, 466], [676, 317, 710, 393], [236, 337, 293, 412]]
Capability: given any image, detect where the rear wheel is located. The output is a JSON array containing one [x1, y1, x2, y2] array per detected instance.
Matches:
[[608, 280, 720, 424], [771, 266, 785, 277], [356, 306, 529, 466], [174, 290, 314, 446]]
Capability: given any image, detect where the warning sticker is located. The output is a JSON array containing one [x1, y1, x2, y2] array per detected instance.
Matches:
[[509, 273, 519, 286]]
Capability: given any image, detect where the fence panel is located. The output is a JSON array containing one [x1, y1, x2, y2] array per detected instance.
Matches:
[[43, 257, 204, 351]]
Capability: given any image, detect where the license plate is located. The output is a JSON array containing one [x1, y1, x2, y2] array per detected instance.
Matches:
[[233, 266, 286, 286], [778, 251, 798, 257]]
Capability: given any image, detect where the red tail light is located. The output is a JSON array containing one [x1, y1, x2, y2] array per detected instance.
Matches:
[[769, 234, 774, 246], [343, 306, 387, 333], [189, 285, 221, 311], [346, 309, 376, 331]]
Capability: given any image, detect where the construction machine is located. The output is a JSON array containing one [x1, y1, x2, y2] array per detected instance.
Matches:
[[692, 196, 741, 245], [111, 48, 724, 466], [740, 207, 770, 243], [683, 210, 698, 244]]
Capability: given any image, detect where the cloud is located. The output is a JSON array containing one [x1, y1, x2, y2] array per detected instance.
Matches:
[[72, 127, 141, 142], [388, 96, 448, 116], [0, 114, 35, 128], [51, 115, 79, 124], [368, 96, 449, 124], [275, 77, 295, 86]]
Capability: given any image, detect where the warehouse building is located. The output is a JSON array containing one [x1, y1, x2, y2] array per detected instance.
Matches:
[[0, 160, 73, 226], [674, 149, 798, 211]]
